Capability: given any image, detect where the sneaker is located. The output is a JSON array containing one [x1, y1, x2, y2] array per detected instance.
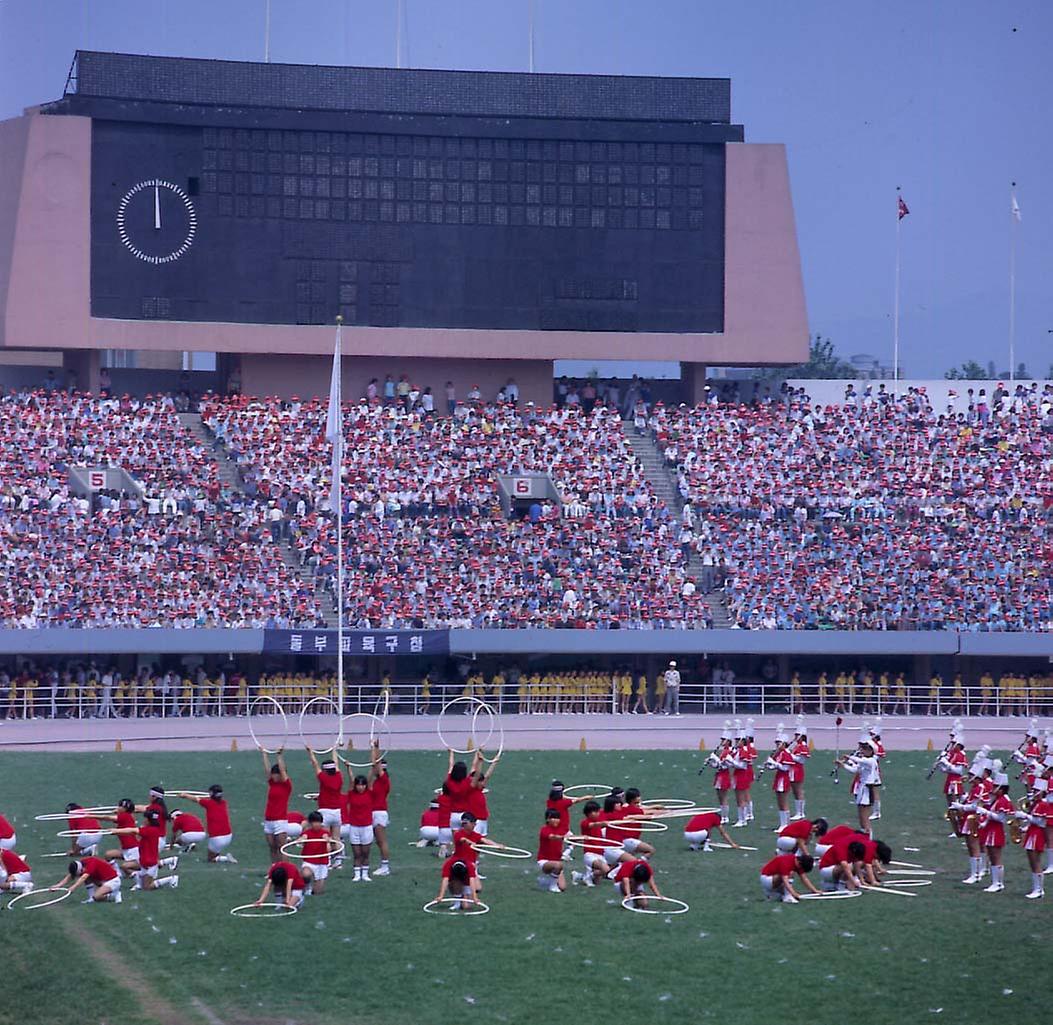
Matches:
[[781, 893, 798, 904], [789, 814, 805, 821], [161, 857, 179, 870], [351, 872, 360, 883], [415, 839, 429, 848], [226, 854, 238, 864], [361, 872, 371, 882], [688, 843, 700, 851], [983, 882, 1003, 893], [548, 882, 562, 893], [961, 875, 979, 885], [583, 875, 595, 887], [182, 843, 197, 853], [110, 890, 123, 903], [81, 897, 94, 904], [730, 822, 746, 829], [870, 813, 881, 820], [1025, 890, 1044, 900], [571, 871, 583, 886], [373, 864, 390, 877], [169, 875, 180, 889], [1044, 866, 1053, 876]]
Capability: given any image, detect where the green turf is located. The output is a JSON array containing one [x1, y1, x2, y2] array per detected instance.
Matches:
[[0, 747, 1047, 1025]]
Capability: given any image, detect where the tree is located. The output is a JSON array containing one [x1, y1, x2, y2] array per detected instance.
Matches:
[[945, 360, 987, 380], [1015, 362, 1032, 380], [784, 335, 857, 380]]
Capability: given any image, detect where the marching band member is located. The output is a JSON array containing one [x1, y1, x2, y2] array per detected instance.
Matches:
[[768, 727, 796, 830], [788, 718, 810, 821], [1011, 720, 1042, 790], [744, 719, 758, 822], [759, 851, 820, 903], [710, 722, 734, 824], [952, 754, 994, 884], [837, 736, 880, 836], [934, 732, 969, 833], [1016, 777, 1053, 899], [976, 771, 1013, 894], [868, 721, 885, 820], [776, 817, 828, 856], [731, 720, 752, 828]]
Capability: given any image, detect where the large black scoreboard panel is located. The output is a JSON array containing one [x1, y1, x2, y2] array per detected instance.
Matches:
[[89, 93, 732, 333]]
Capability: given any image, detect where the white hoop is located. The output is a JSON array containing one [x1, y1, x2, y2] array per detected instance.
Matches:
[[40, 852, 74, 859], [7, 886, 72, 910], [55, 829, 118, 838], [882, 880, 932, 888], [422, 897, 490, 916], [641, 798, 696, 810], [889, 860, 925, 869], [561, 784, 611, 797], [884, 869, 935, 876], [169, 790, 210, 798], [860, 883, 916, 897], [621, 895, 689, 915], [302, 792, 319, 800], [606, 818, 668, 834], [437, 697, 495, 753], [230, 902, 298, 918], [336, 712, 391, 768], [468, 841, 531, 859], [564, 834, 624, 851], [299, 696, 341, 754], [798, 890, 862, 900], [708, 842, 758, 851], [654, 808, 721, 819], [475, 701, 505, 763], [279, 837, 346, 861], [373, 688, 391, 722], [248, 696, 288, 754], [35, 809, 115, 822]]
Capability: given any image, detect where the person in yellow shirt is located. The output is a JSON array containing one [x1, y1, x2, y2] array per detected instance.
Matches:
[[633, 673, 649, 714], [859, 670, 874, 715], [877, 672, 890, 715], [420, 673, 432, 715], [517, 673, 529, 714], [833, 672, 847, 714], [789, 672, 803, 715], [816, 672, 828, 714], [490, 671, 505, 712], [892, 672, 907, 715], [619, 672, 632, 714], [180, 676, 193, 717], [845, 671, 857, 714], [926, 673, 942, 716], [142, 675, 155, 718], [947, 674, 965, 716], [978, 671, 993, 716], [655, 671, 667, 711]]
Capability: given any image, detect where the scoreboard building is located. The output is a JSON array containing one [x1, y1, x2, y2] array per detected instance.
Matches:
[[0, 51, 807, 403]]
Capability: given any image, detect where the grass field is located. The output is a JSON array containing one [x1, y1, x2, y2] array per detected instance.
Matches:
[[1, 746, 1047, 1025]]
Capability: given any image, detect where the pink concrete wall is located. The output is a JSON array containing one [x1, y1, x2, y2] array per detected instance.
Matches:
[[240, 353, 555, 407], [1, 114, 808, 370], [0, 116, 32, 346]]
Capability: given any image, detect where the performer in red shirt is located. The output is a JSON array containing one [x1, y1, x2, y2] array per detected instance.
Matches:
[[0, 812, 17, 851], [418, 801, 441, 847], [64, 803, 103, 859], [0, 848, 33, 893], [179, 785, 236, 863], [254, 860, 310, 909], [536, 808, 567, 893], [868, 722, 886, 820], [776, 817, 829, 855], [789, 718, 811, 821], [546, 780, 596, 861], [1018, 777, 1053, 899], [744, 719, 759, 822], [814, 823, 858, 858], [342, 762, 377, 882], [571, 801, 611, 886], [976, 771, 1014, 893], [684, 810, 741, 851], [102, 798, 142, 868], [307, 749, 344, 843], [56, 856, 122, 903], [285, 810, 306, 841], [443, 752, 478, 830], [170, 810, 206, 851], [818, 838, 865, 891], [436, 786, 455, 858], [436, 856, 479, 908], [709, 724, 734, 824], [111, 809, 180, 891], [300, 811, 334, 896], [950, 754, 994, 883], [765, 729, 796, 830], [261, 749, 292, 864], [759, 852, 819, 903], [608, 858, 663, 905], [370, 744, 393, 877], [730, 721, 753, 828]]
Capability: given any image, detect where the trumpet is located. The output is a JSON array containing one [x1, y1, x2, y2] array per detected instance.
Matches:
[[925, 754, 946, 780]]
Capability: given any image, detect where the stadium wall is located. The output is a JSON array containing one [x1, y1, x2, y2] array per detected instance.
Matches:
[[786, 379, 1053, 407], [1, 629, 1050, 658]]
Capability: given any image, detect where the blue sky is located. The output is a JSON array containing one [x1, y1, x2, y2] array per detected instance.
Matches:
[[1, 0, 1050, 377]]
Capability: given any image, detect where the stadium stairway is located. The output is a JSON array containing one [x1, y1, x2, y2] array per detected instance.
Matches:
[[182, 412, 339, 629], [622, 424, 732, 628]]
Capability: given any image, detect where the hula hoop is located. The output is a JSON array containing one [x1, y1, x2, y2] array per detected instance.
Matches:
[[708, 842, 758, 851], [562, 784, 611, 797], [302, 792, 319, 800], [336, 712, 391, 768], [798, 890, 862, 901], [423, 897, 490, 916], [6, 886, 72, 910], [169, 790, 209, 798], [889, 860, 924, 869], [230, 902, 298, 918], [903, 847, 922, 852], [654, 808, 721, 819], [884, 869, 935, 876], [641, 798, 697, 810], [468, 841, 531, 860], [621, 895, 689, 915], [35, 807, 116, 822], [55, 829, 118, 838], [40, 852, 74, 859], [437, 697, 495, 754], [564, 834, 624, 851], [248, 696, 288, 754], [299, 696, 341, 755], [474, 701, 505, 763], [860, 883, 916, 897], [606, 819, 668, 834], [279, 837, 345, 860], [883, 879, 932, 888], [373, 688, 391, 722]]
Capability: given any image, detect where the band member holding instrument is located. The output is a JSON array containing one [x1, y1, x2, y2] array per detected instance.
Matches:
[[837, 736, 880, 836], [952, 754, 995, 884], [867, 722, 885, 820], [1011, 720, 1042, 788], [934, 733, 969, 832], [743, 719, 758, 823], [788, 718, 810, 821], [976, 771, 1013, 894], [709, 722, 734, 824], [768, 728, 796, 830], [1016, 777, 1052, 899], [730, 721, 752, 828]]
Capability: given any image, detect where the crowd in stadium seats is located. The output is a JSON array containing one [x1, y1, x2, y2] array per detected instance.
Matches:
[[0, 390, 324, 627], [649, 382, 1053, 631], [203, 394, 708, 628]]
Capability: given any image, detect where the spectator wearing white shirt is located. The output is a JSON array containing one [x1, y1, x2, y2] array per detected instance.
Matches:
[[663, 661, 681, 715]]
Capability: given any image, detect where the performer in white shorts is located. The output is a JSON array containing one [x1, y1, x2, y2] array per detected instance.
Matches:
[[170, 809, 207, 851], [0, 812, 17, 851], [837, 737, 880, 836], [299, 812, 334, 896], [0, 848, 33, 893], [261, 749, 293, 864], [64, 803, 103, 858]]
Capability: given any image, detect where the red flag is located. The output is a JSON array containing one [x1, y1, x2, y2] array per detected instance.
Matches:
[[898, 196, 910, 220]]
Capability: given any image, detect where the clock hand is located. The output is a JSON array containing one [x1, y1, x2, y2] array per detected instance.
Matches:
[[154, 186, 162, 230]]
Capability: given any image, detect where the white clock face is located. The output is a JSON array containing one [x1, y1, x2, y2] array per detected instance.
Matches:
[[116, 179, 197, 264]]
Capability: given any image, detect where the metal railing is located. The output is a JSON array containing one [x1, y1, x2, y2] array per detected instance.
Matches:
[[1, 682, 1049, 719]]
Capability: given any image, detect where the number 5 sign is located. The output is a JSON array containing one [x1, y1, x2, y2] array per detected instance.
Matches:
[[88, 470, 107, 490]]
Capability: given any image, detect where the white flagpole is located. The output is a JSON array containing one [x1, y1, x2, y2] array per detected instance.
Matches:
[[893, 187, 902, 396], [1009, 182, 1017, 383], [396, 0, 404, 68], [326, 317, 345, 727], [528, 0, 536, 72], [264, 0, 271, 62]]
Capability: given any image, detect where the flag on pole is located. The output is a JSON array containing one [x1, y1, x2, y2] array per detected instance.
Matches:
[[898, 196, 910, 220], [1011, 192, 1022, 222], [325, 320, 343, 514]]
